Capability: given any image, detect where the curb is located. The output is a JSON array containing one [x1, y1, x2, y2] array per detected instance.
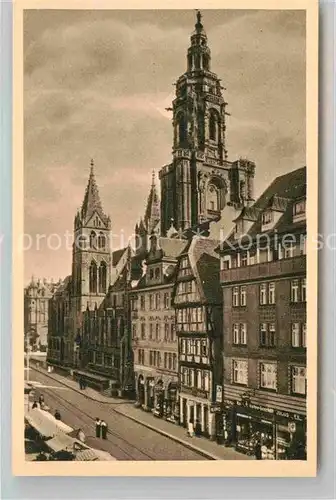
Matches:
[[31, 366, 134, 406], [112, 406, 218, 460], [31, 366, 221, 460]]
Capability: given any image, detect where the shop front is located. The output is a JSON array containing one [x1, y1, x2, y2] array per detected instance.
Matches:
[[165, 384, 178, 422], [223, 400, 306, 460]]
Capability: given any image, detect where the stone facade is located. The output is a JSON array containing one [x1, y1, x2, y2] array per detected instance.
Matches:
[[130, 235, 187, 418], [159, 13, 255, 236], [24, 277, 60, 350]]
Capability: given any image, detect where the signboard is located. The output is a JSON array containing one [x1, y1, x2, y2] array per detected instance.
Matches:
[[216, 385, 223, 403]]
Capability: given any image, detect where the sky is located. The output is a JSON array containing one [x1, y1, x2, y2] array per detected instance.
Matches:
[[24, 9, 306, 284]]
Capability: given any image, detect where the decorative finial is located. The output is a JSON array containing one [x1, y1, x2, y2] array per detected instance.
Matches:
[[151, 170, 155, 186], [90, 158, 94, 175], [197, 10, 202, 25]]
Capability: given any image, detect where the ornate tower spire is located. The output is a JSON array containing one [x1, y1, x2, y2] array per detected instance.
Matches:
[[144, 171, 160, 234], [80, 159, 108, 225], [187, 10, 211, 72]]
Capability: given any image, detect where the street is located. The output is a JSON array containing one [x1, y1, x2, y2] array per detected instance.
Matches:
[[27, 369, 205, 461]]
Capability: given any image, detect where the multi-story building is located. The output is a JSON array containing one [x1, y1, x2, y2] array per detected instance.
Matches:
[[131, 232, 187, 419], [47, 275, 72, 366], [24, 277, 60, 350], [80, 246, 141, 396], [70, 159, 112, 367], [173, 237, 223, 439], [218, 167, 307, 460]]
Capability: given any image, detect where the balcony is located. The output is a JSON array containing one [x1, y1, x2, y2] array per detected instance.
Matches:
[[220, 256, 306, 284]]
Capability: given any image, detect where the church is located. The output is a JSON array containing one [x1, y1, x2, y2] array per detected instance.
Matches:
[[47, 11, 256, 422]]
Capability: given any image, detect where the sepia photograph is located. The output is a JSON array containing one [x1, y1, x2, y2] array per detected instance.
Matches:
[[13, 0, 318, 476]]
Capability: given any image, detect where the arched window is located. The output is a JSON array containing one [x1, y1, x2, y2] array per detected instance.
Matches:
[[209, 110, 218, 141], [99, 261, 107, 294], [98, 232, 106, 249], [89, 261, 97, 294], [177, 114, 187, 145], [207, 184, 220, 212], [90, 231, 97, 248]]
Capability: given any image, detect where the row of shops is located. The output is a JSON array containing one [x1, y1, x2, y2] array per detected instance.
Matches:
[[135, 375, 306, 459]]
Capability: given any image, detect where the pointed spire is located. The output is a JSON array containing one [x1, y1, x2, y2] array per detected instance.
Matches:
[[80, 159, 108, 225], [144, 171, 160, 234]]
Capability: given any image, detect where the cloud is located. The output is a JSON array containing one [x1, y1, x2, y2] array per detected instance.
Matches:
[[24, 9, 306, 281]]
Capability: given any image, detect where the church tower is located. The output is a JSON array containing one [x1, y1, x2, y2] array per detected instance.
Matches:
[[159, 11, 255, 235], [135, 171, 160, 257], [71, 160, 112, 325]]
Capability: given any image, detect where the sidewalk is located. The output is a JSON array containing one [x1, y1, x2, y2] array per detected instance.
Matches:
[[31, 366, 252, 461]]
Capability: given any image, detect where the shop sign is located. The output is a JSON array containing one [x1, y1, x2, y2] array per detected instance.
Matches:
[[275, 410, 304, 422], [288, 422, 296, 433], [216, 385, 223, 403]]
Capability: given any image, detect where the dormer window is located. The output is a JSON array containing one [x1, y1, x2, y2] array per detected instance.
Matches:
[[293, 199, 306, 221], [262, 211, 273, 226]]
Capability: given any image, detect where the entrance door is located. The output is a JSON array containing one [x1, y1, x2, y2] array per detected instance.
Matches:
[[189, 404, 195, 424], [182, 398, 187, 427]]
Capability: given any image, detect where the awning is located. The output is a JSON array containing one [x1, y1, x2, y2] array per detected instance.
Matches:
[[74, 449, 101, 461], [45, 434, 86, 453], [74, 448, 116, 461], [25, 408, 73, 438]]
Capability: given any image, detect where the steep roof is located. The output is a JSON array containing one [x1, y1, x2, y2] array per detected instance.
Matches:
[[220, 167, 306, 250], [80, 161, 109, 225], [143, 171, 160, 233]]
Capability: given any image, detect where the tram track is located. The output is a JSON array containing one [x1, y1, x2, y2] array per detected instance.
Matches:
[[30, 374, 156, 461]]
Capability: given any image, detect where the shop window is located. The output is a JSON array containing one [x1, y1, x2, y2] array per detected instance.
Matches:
[[260, 362, 277, 391], [291, 366, 306, 395], [232, 359, 248, 385]]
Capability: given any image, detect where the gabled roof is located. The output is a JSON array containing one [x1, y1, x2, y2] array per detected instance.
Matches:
[[80, 162, 109, 226], [220, 167, 306, 250], [175, 237, 221, 304]]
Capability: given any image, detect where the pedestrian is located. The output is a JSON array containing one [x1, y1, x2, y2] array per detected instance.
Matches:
[[54, 409, 61, 421], [187, 419, 195, 438], [39, 394, 44, 406], [195, 420, 202, 437], [95, 418, 102, 438], [255, 440, 262, 460], [101, 420, 108, 440], [32, 401, 38, 409], [76, 429, 86, 443]]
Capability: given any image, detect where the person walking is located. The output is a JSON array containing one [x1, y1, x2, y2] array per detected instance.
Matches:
[[187, 419, 195, 438], [32, 401, 38, 409], [95, 418, 102, 438], [54, 409, 61, 421], [38, 394, 44, 406], [76, 429, 86, 443], [255, 440, 262, 460], [101, 420, 108, 440]]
